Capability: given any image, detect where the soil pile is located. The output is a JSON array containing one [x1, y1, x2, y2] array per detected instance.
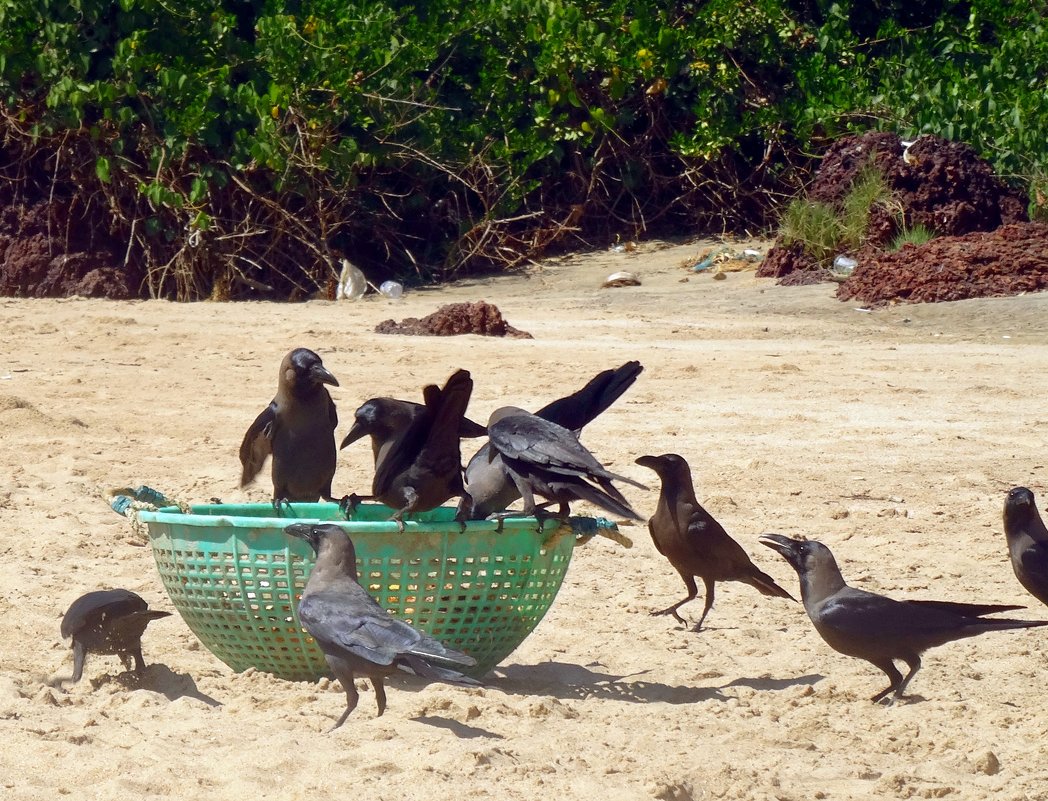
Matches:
[[838, 222, 1048, 305], [0, 157, 134, 299], [758, 132, 1034, 302], [375, 300, 533, 338], [807, 132, 1026, 245]]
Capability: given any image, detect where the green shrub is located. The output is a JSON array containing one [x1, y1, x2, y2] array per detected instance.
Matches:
[[0, 0, 1045, 299], [779, 166, 903, 265]]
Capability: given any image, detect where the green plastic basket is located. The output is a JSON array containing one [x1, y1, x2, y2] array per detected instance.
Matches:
[[132, 501, 577, 680]]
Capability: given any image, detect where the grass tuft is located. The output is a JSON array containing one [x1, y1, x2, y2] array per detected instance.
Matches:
[[889, 224, 936, 251], [778, 163, 907, 267]]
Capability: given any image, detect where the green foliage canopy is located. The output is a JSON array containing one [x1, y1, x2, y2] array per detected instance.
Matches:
[[0, 0, 1044, 298]]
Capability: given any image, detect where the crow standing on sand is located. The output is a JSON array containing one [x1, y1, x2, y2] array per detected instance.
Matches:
[[465, 361, 643, 519], [285, 523, 477, 727], [484, 407, 647, 521], [1002, 486, 1048, 607], [759, 533, 1048, 703], [239, 348, 340, 506], [635, 453, 793, 631], [61, 589, 171, 683], [344, 369, 475, 529]]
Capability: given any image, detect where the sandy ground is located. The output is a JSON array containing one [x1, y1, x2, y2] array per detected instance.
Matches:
[[3, 239, 1048, 800]]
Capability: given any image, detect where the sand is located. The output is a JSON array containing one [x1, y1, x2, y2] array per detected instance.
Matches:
[[3, 239, 1048, 800]]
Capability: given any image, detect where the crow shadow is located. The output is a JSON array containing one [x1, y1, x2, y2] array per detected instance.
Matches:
[[411, 715, 505, 739], [98, 664, 223, 707], [721, 673, 824, 692], [488, 660, 726, 704]]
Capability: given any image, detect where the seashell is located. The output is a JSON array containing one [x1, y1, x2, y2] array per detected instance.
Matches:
[[601, 271, 641, 288]]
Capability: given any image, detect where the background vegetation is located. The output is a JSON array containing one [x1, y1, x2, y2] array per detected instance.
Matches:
[[0, 0, 1045, 298]]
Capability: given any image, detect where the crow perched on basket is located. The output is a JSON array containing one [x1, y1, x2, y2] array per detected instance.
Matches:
[[338, 369, 476, 530], [239, 348, 340, 507], [465, 361, 643, 519], [482, 406, 647, 522]]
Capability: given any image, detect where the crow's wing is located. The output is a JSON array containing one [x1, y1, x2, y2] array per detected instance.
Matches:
[[536, 361, 643, 432], [299, 589, 424, 666], [489, 414, 601, 472], [413, 369, 472, 475], [1018, 541, 1048, 604], [683, 507, 743, 554], [817, 588, 950, 635], [239, 401, 277, 486], [299, 588, 475, 669], [818, 588, 1019, 643], [325, 392, 338, 431], [907, 599, 1025, 618], [61, 589, 147, 639]]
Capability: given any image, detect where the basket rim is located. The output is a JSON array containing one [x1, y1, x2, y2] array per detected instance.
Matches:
[[135, 501, 562, 536]]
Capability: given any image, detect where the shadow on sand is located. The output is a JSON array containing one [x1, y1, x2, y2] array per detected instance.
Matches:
[[92, 664, 224, 707], [411, 715, 506, 739], [489, 661, 725, 704], [488, 661, 825, 704]]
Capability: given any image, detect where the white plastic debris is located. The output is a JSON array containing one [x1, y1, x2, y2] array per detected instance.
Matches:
[[336, 258, 367, 300], [833, 255, 858, 275], [379, 280, 404, 299]]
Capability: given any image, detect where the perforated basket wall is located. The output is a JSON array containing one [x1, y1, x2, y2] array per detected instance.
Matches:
[[137, 502, 575, 680]]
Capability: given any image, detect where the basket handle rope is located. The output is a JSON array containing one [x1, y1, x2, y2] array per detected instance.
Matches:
[[544, 516, 633, 549], [108, 485, 184, 516], [107, 485, 189, 541]]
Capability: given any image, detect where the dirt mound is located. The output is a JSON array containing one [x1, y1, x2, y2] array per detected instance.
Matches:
[[375, 301, 533, 338], [0, 176, 134, 299], [758, 131, 1029, 280], [838, 223, 1048, 305], [809, 132, 1027, 243], [0, 395, 36, 413], [756, 248, 821, 282]]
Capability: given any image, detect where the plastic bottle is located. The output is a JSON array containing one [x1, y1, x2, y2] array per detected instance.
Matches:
[[832, 255, 858, 275], [379, 280, 404, 299]]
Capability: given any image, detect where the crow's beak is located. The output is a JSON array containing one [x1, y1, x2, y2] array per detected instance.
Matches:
[[758, 533, 804, 570], [339, 421, 369, 450], [311, 364, 339, 387]]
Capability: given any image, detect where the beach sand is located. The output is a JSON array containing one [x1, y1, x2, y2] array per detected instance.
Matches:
[[3, 239, 1048, 800]]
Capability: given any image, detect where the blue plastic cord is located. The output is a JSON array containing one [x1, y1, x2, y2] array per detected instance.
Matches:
[[110, 485, 174, 517]]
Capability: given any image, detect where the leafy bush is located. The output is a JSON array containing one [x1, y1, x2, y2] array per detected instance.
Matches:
[[861, 2, 1048, 182], [0, 0, 1045, 298]]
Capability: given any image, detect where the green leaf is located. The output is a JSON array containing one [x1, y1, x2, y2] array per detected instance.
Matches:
[[95, 156, 110, 184], [189, 176, 207, 203]]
